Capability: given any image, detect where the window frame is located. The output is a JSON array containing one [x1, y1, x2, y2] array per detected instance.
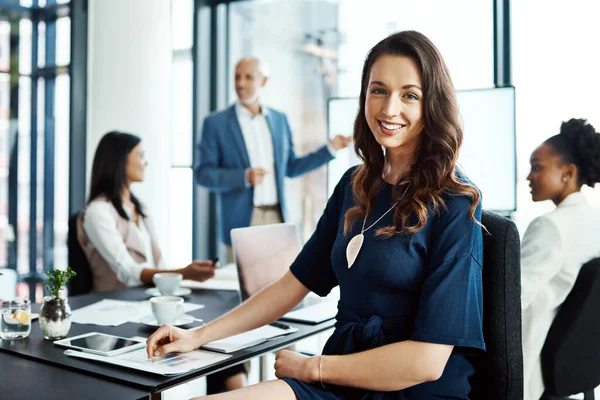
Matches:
[[0, 0, 85, 302]]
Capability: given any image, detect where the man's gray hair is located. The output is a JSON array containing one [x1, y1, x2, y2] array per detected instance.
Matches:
[[237, 56, 271, 78]]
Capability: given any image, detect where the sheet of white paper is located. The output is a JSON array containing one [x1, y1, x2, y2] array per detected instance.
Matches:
[[251, 324, 299, 340], [180, 263, 240, 291], [202, 332, 265, 353], [202, 324, 298, 353], [181, 279, 239, 291], [64, 347, 230, 375], [214, 264, 238, 280], [71, 299, 204, 326]]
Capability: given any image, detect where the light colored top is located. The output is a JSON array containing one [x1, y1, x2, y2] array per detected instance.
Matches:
[[81, 199, 165, 289], [235, 102, 335, 206], [521, 191, 600, 400], [235, 102, 278, 206], [124, 205, 155, 268]]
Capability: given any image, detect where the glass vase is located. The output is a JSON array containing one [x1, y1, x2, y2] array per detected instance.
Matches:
[[39, 296, 72, 340]]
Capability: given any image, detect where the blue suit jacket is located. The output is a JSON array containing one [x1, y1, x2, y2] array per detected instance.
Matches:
[[194, 105, 334, 245]]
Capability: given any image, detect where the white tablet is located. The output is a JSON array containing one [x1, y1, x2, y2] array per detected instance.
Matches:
[[54, 332, 146, 357]]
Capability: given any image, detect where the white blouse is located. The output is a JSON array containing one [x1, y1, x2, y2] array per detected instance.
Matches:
[[83, 201, 158, 287], [521, 191, 600, 400]]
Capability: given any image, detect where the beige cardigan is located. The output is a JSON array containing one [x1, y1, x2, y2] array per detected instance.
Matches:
[[76, 198, 164, 293]]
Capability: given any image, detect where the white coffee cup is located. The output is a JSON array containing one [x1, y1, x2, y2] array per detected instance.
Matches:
[[153, 272, 183, 296], [150, 296, 185, 325]]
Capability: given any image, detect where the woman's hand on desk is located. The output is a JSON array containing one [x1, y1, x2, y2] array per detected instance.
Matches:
[[146, 324, 206, 358], [179, 260, 217, 282], [274, 350, 319, 383]]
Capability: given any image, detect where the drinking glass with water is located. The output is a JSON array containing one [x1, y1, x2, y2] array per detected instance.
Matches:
[[0, 298, 31, 340]]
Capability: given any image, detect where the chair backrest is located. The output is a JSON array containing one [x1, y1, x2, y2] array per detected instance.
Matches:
[[0, 268, 17, 299], [470, 210, 524, 400], [67, 212, 93, 296], [231, 223, 300, 302], [541, 257, 600, 397]]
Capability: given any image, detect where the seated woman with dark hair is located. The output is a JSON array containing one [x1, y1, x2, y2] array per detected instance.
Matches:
[[78, 131, 247, 392], [77, 131, 217, 291], [521, 119, 600, 400]]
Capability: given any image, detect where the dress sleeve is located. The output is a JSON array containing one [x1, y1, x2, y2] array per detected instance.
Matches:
[[410, 195, 486, 352], [289, 169, 353, 296]]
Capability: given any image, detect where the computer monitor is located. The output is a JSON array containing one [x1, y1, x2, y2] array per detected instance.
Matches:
[[327, 87, 517, 212], [230, 223, 301, 302]]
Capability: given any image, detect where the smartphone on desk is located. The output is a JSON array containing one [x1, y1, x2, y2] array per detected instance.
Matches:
[[54, 332, 146, 357]]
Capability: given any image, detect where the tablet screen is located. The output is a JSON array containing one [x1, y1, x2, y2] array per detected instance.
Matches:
[[69, 333, 140, 353]]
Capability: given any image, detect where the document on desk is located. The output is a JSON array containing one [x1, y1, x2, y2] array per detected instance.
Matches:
[[182, 279, 240, 291], [202, 324, 299, 353], [71, 299, 205, 326], [64, 347, 230, 375]]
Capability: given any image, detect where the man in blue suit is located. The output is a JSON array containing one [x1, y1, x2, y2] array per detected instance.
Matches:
[[195, 57, 351, 262]]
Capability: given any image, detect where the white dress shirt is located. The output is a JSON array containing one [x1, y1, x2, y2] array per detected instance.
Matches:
[[235, 102, 337, 207], [521, 191, 600, 400], [83, 201, 157, 286], [235, 102, 279, 206]]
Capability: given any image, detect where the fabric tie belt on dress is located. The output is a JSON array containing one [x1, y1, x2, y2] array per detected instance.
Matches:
[[321, 303, 414, 399], [324, 302, 415, 355]]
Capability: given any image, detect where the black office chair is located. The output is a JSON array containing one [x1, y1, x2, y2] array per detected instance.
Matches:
[[541, 257, 600, 400], [67, 212, 94, 296], [469, 210, 524, 400]]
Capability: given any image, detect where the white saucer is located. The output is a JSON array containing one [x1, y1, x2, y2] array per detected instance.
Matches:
[[145, 287, 192, 297], [138, 314, 201, 327]]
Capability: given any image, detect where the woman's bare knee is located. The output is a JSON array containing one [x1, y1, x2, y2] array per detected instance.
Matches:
[[195, 379, 296, 400], [224, 372, 247, 391]]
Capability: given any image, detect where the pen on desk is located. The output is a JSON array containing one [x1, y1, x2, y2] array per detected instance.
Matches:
[[269, 321, 291, 330], [211, 257, 219, 267]]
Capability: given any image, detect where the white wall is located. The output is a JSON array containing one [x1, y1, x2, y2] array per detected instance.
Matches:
[[86, 0, 172, 259], [336, 0, 494, 96]]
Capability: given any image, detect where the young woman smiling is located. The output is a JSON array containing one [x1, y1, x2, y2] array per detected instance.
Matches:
[[146, 31, 485, 400]]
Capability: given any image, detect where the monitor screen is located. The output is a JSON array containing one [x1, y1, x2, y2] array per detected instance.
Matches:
[[327, 87, 517, 212]]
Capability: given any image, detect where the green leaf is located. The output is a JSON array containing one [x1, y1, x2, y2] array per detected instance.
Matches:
[[44, 266, 77, 298]]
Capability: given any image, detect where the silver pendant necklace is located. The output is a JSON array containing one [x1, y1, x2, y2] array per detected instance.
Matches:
[[346, 184, 410, 269]]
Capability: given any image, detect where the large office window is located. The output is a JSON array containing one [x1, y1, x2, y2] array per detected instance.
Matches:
[[226, 0, 494, 241], [511, 1, 600, 233], [0, 0, 72, 301]]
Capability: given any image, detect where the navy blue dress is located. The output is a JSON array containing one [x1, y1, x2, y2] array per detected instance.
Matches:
[[282, 168, 485, 399]]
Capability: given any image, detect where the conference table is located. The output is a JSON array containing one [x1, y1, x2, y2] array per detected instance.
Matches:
[[0, 351, 150, 400], [0, 285, 336, 399]]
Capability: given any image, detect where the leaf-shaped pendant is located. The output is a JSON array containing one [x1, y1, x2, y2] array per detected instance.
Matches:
[[346, 233, 364, 269]]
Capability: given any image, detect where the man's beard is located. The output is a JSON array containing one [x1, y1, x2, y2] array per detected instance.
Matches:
[[240, 92, 259, 105]]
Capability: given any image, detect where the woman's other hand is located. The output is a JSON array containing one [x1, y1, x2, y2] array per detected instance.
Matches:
[[274, 350, 320, 383], [181, 260, 217, 282]]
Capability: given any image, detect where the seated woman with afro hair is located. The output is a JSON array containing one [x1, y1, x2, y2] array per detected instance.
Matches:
[[521, 118, 600, 400]]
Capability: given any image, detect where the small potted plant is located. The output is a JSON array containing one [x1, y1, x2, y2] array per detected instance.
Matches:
[[39, 267, 76, 340]]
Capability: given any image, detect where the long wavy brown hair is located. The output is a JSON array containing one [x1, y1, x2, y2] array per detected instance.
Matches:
[[344, 31, 481, 238]]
